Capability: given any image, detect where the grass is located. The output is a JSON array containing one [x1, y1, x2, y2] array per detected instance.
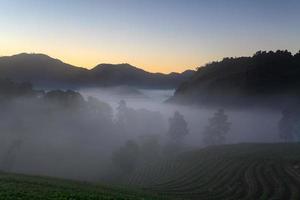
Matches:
[[0, 172, 166, 200]]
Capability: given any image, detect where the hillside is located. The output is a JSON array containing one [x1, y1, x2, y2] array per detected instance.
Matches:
[[123, 143, 300, 200], [2, 143, 300, 200], [0, 53, 195, 89], [0, 172, 164, 200], [168, 50, 300, 108]]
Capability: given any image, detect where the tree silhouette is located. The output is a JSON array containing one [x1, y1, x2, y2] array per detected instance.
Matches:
[[278, 103, 300, 142], [115, 100, 128, 129], [112, 140, 140, 174], [203, 109, 231, 146], [138, 134, 161, 164], [167, 111, 189, 146]]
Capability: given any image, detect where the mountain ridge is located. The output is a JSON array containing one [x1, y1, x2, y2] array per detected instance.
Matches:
[[0, 53, 195, 89]]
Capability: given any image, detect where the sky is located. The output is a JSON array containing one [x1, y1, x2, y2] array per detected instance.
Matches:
[[0, 0, 299, 73]]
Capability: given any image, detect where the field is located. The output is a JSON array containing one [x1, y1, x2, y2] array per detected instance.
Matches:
[[0, 173, 164, 200], [125, 143, 300, 200], [1, 143, 300, 200]]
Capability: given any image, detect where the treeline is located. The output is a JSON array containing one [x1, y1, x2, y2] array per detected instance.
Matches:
[[169, 50, 300, 109], [0, 79, 164, 180]]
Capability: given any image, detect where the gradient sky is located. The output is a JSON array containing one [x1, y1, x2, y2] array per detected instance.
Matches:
[[0, 0, 299, 73]]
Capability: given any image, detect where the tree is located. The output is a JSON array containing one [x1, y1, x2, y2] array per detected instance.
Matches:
[[0, 79, 37, 101], [203, 109, 231, 146], [167, 111, 189, 146], [115, 100, 165, 137], [295, 50, 300, 59], [138, 134, 161, 164], [1, 117, 27, 171], [278, 103, 300, 142], [115, 100, 128, 129], [112, 140, 140, 174], [1, 139, 23, 171], [87, 96, 113, 122], [44, 90, 85, 108]]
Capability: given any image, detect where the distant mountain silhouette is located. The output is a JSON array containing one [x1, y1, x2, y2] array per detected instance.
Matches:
[[168, 50, 300, 108], [90, 63, 194, 88], [0, 53, 88, 89], [0, 53, 195, 89]]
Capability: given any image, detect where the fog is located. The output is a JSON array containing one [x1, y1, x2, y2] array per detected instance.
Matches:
[[80, 87, 281, 144], [0, 85, 283, 183]]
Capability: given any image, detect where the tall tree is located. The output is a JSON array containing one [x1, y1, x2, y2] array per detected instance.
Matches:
[[115, 100, 128, 129], [278, 103, 300, 142], [112, 140, 140, 174], [203, 109, 231, 146], [167, 111, 189, 146]]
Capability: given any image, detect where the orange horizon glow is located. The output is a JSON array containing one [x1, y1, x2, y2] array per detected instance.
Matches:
[[0, 44, 210, 73], [1, 1, 299, 73]]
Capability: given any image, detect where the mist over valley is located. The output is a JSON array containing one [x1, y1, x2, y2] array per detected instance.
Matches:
[[1, 1, 300, 196]]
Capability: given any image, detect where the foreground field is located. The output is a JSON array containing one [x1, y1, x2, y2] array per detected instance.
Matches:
[[1, 143, 300, 200], [0, 173, 164, 200], [125, 143, 300, 200]]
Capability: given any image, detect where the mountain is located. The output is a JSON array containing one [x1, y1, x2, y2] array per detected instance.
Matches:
[[0, 53, 195, 89], [0, 53, 88, 88], [168, 50, 300, 108], [90, 63, 195, 88]]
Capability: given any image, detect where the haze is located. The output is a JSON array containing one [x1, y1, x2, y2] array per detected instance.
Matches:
[[0, 1, 300, 199]]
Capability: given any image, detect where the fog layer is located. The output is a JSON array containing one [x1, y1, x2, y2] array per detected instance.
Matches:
[[0, 84, 283, 182]]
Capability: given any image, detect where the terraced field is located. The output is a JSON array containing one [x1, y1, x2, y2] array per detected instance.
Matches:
[[125, 143, 300, 200], [1, 143, 300, 200]]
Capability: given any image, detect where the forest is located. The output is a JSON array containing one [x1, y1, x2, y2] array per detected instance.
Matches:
[[170, 50, 300, 109]]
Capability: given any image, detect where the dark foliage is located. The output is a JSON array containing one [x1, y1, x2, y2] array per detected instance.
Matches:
[[0, 79, 37, 100], [278, 100, 300, 142], [169, 50, 300, 109], [112, 140, 140, 174], [167, 111, 189, 144], [164, 111, 189, 155], [202, 109, 231, 146]]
